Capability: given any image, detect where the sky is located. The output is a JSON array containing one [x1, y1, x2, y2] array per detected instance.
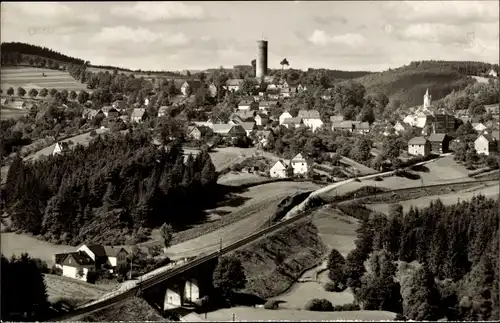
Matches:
[[1, 1, 499, 72]]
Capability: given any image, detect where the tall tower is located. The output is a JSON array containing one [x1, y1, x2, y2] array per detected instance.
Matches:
[[256, 40, 268, 79], [423, 88, 431, 109]]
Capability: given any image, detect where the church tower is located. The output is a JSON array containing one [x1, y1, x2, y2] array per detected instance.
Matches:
[[423, 88, 432, 109]]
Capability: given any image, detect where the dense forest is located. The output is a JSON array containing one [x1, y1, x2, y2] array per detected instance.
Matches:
[[334, 195, 499, 321], [1, 131, 220, 246], [1, 42, 85, 65]]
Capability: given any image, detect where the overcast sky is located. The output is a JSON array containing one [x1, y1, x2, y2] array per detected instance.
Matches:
[[1, 1, 498, 72]]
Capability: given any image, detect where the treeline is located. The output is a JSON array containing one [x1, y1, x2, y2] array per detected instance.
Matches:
[[1, 42, 84, 65], [406, 60, 498, 76], [1, 131, 219, 246], [306, 68, 373, 80], [335, 195, 499, 321], [437, 80, 499, 114]]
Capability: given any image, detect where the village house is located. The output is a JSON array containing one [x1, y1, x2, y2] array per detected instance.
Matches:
[[484, 103, 499, 115], [187, 125, 213, 140], [258, 100, 277, 114], [82, 108, 105, 120], [428, 133, 450, 154], [269, 160, 293, 178], [158, 106, 169, 118], [240, 122, 258, 136], [181, 80, 203, 96], [488, 68, 498, 78], [51, 142, 70, 156], [280, 87, 291, 98], [302, 117, 324, 132], [229, 115, 245, 125], [266, 89, 280, 100], [474, 133, 498, 156], [297, 110, 320, 119], [279, 111, 293, 125], [238, 100, 254, 110], [473, 122, 487, 133], [290, 153, 311, 175], [54, 245, 129, 281], [282, 117, 304, 129], [224, 79, 244, 92], [208, 83, 218, 98], [297, 84, 307, 92], [131, 108, 147, 123], [330, 115, 344, 123], [254, 113, 269, 126], [212, 124, 247, 139], [352, 121, 370, 134], [331, 120, 370, 134], [194, 121, 214, 129], [408, 137, 431, 156], [231, 110, 256, 122], [101, 106, 119, 118]]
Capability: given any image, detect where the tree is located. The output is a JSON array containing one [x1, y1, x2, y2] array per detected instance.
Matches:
[[327, 249, 347, 291], [159, 222, 173, 250], [69, 90, 77, 101], [280, 58, 290, 80], [49, 88, 57, 97], [401, 265, 441, 321], [77, 90, 89, 104], [240, 78, 255, 96], [17, 87, 26, 97], [212, 256, 247, 298], [7, 87, 14, 96], [28, 88, 39, 98], [200, 157, 217, 187], [60, 89, 69, 102], [39, 88, 48, 98]]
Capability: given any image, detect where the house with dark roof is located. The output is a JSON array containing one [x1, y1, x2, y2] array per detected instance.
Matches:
[[282, 117, 304, 129], [428, 133, 450, 154], [240, 122, 258, 136], [181, 80, 203, 96], [408, 137, 431, 156], [54, 251, 95, 282], [224, 79, 244, 92], [212, 124, 247, 138], [187, 125, 213, 140], [255, 113, 269, 126]]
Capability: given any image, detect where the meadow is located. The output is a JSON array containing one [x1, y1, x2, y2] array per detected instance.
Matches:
[[1, 67, 89, 92]]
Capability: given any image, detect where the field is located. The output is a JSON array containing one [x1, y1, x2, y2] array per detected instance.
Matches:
[[79, 296, 164, 322], [156, 181, 320, 260], [0, 232, 76, 267], [0, 106, 29, 120], [1, 67, 88, 92], [44, 274, 119, 304], [217, 172, 273, 186], [368, 182, 499, 215], [206, 307, 396, 321]]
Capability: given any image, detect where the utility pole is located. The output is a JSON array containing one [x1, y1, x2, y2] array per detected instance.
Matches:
[[232, 313, 235, 322], [219, 238, 223, 253]]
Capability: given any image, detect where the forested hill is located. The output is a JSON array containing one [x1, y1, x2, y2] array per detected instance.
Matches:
[[1, 42, 85, 65], [352, 60, 499, 107]]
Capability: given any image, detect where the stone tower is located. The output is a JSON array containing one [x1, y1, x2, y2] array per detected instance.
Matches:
[[256, 40, 268, 79]]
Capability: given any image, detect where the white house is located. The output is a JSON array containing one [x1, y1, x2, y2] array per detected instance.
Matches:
[[131, 108, 146, 123], [181, 80, 203, 96], [290, 153, 310, 175], [279, 111, 293, 125], [77, 244, 129, 270], [56, 251, 95, 282], [270, 160, 292, 178], [302, 118, 324, 132], [488, 69, 498, 78], [474, 133, 498, 156], [224, 79, 244, 92], [52, 142, 70, 156], [255, 113, 269, 126], [408, 137, 431, 156]]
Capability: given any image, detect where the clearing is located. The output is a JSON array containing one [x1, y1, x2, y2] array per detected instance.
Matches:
[[1, 67, 89, 92], [368, 182, 499, 215], [206, 307, 396, 321], [0, 232, 75, 267], [44, 274, 118, 304], [160, 181, 320, 260], [217, 172, 272, 186], [269, 207, 359, 309]]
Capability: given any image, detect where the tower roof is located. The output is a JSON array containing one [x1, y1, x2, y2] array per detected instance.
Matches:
[[425, 88, 429, 96]]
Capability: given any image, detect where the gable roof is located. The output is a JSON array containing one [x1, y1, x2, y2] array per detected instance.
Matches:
[[282, 117, 303, 125], [184, 80, 203, 89], [239, 100, 254, 106], [240, 122, 257, 131], [131, 108, 146, 119], [271, 160, 289, 170], [213, 124, 235, 134], [408, 136, 428, 145], [428, 133, 447, 142], [66, 251, 94, 266], [233, 110, 256, 120], [158, 106, 169, 113], [298, 110, 320, 119], [291, 153, 306, 162], [330, 115, 344, 122], [225, 79, 244, 86], [55, 142, 70, 151]]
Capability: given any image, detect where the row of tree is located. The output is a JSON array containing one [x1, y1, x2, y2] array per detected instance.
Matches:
[[1, 42, 85, 65]]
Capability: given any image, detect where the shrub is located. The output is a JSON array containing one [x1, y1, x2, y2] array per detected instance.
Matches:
[[89, 130, 97, 137], [50, 265, 63, 276], [324, 281, 336, 292], [86, 270, 97, 284], [264, 300, 280, 310], [342, 303, 360, 311], [334, 305, 343, 311], [305, 298, 334, 311]]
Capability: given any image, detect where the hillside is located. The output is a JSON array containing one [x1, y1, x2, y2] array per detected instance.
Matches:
[[353, 60, 498, 107]]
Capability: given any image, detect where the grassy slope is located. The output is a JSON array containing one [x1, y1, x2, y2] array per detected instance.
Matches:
[[230, 217, 326, 299], [353, 65, 473, 107], [80, 297, 166, 322]]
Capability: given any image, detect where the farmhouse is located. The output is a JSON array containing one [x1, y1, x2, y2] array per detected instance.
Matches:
[[408, 137, 431, 157], [428, 133, 450, 154], [51, 142, 70, 156], [279, 111, 294, 125], [472, 122, 487, 132], [212, 124, 247, 139], [181, 80, 203, 96], [474, 133, 498, 156], [290, 153, 311, 175], [269, 160, 292, 178], [187, 125, 212, 140], [131, 108, 147, 123], [224, 79, 244, 92]]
